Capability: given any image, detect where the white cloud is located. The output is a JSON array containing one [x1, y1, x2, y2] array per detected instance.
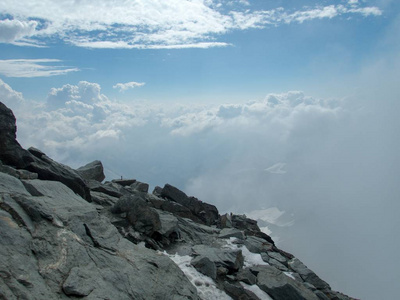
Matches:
[[0, 79, 24, 111], [2, 76, 399, 300], [0, 1, 382, 49], [0, 59, 79, 77], [0, 19, 38, 44], [113, 82, 146, 92], [265, 163, 287, 174]]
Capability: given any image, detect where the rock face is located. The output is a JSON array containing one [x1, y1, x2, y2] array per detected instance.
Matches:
[[76, 160, 105, 182], [0, 102, 356, 300]]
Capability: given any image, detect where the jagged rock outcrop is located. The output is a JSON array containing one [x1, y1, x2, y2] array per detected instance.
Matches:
[[0, 102, 90, 201], [76, 160, 105, 182], [0, 102, 356, 300]]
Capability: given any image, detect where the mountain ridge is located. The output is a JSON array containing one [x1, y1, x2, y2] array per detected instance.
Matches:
[[0, 101, 356, 300]]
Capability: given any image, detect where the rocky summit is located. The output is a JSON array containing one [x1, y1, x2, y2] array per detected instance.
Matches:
[[0, 101, 356, 300]]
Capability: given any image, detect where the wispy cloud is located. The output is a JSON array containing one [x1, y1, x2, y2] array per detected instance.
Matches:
[[0, 1, 382, 49], [113, 81, 145, 92], [0, 59, 79, 77]]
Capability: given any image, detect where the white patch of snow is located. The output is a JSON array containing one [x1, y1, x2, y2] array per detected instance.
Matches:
[[165, 252, 232, 300], [240, 282, 273, 300], [223, 238, 268, 267], [284, 272, 296, 280]]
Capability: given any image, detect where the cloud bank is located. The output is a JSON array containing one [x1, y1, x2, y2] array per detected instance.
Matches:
[[0, 1, 382, 49], [2, 75, 399, 299]]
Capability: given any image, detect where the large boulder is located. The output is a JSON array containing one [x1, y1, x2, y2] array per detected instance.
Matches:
[[0, 103, 91, 201], [252, 265, 319, 300], [192, 244, 244, 272], [244, 236, 274, 253], [76, 160, 105, 182], [111, 195, 161, 236], [288, 258, 331, 290], [191, 256, 217, 280], [25, 148, 91, 202], [161, 184, 219, 226], [0, 102, 35, 168]]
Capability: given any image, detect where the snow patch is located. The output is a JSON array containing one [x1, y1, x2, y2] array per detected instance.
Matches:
[[223, 237, 268, 267], [240, 282, 273, 300], [165, 252, 232, 300]]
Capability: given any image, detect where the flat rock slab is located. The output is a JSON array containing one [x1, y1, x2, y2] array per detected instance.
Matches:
[[219, 228, 245, 240], [288, 258, 330, 290], [252, 265, 319, 300], [192, 244, 244, 271], [0, 172, 30, 196]]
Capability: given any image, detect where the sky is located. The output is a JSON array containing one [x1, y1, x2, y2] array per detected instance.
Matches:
[[1, 1, 399, 299]]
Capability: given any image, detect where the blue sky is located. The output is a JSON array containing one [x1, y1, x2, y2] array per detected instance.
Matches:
[[0, 0, 395, 102], [1, 1, 400, 299]]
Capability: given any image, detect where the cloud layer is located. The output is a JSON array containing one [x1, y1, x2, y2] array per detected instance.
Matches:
[[0, 59, 79, 77], [0, 1, 382, 48], [1, 75, 399, 299]]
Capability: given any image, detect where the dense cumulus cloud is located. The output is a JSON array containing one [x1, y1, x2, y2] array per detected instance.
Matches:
[[2, 77, 399, 299], [0, 0, 382, 48]]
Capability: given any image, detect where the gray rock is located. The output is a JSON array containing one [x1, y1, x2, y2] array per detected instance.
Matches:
[[130, 181, 149, 193], [112, 178, 137, 186], [176, 217, 220, 246], [267, 251, 288, 264], [252, 265, 319, 300], [219, 228, 245, 239], [223, 282, 260, 300], [87, 180, 123, 198], [0, 181, 199, 300], [237, 268, 257, 285], [269, 258, 289, 271], [244, 236, 274, 253], [127, 206, 161, 236], [191, 256, 217, 280], [0, 172, 30, 196], [157, 210, 179, 237], [111, 194, 146, 214], [231, 214, 260, 232], [0, 209, 55, 300], [152, 185, 163, 196], [112, 195, 161, 236], [147, 193, 201, 222], [0, 161, 38, 180], [192, 244, 244, 272], [288, 258, 331, 290], [90, 191, 119, 206], [314, 290, 330, 300], [0, 102, 35, 169], [220, 213, 233, 228], [62, 265, 97, 296], [26, 147, 91, 201], [261, 252, 288, 271], [76, 160, 105, 182], [0, 194, 35, 233], [161, 184, 219, 226]]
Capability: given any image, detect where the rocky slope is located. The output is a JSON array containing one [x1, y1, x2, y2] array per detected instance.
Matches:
[[0, 101, 355, 300]]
